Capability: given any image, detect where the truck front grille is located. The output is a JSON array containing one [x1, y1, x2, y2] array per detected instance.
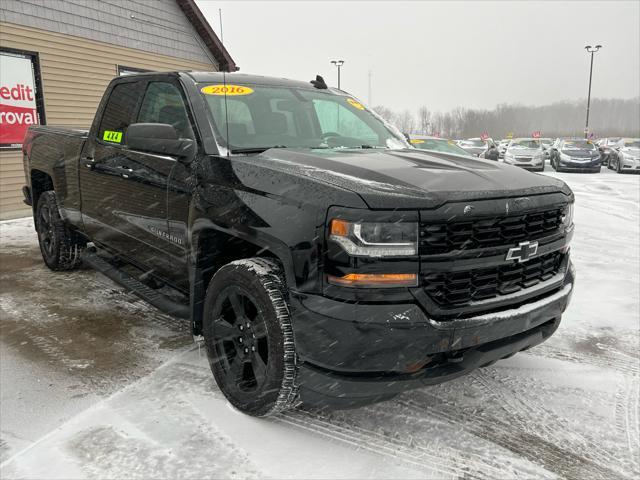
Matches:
[[422, 251, 564, 306], [419, 207, 564, 254]]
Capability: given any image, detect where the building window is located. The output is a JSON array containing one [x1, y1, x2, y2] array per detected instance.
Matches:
[[0, 48, 45, 149], [117, 65, 151, 76]]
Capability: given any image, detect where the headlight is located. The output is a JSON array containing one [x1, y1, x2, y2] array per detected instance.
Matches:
[[562, 203, 574, 228], [534, 153, 544, 160], [329, 219, 418, 257]]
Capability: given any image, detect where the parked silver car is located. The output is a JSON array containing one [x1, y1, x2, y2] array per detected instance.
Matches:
[[503, 138, 545, 171], [540, 138, 554, 159], [597, 137, 622, 166], [497, 139, 511, 159], [457, 138, 494, 157], [608, 138, 640, 173]]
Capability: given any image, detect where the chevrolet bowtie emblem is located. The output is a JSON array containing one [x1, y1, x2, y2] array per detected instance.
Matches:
[[506, 241, 539, 263]]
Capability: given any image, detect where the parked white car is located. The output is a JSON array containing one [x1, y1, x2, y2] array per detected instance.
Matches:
[[608, 138, 640, 173], [503, 138, 545, 172]]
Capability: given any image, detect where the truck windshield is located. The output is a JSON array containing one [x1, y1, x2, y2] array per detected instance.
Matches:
[[199, 84, 407, 153], [511, 139, 541, 149], [563, 140, 596, 150]]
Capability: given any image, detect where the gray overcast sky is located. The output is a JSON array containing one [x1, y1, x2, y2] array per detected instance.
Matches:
[[196, 1, 640, 113]]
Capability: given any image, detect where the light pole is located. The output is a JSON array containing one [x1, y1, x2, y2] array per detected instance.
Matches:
[[584, 45, 602, 138], [330, 60, 345, 89]]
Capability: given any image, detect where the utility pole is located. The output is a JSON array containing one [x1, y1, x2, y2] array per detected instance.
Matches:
[[584, 44, 602, 138], [330, 60, 344, 89], [368, 70, 372, 105]]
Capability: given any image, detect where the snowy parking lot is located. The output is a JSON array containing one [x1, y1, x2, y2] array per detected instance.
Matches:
[[1, 168, 638, 479]]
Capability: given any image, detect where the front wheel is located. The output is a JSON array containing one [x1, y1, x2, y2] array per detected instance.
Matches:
[[35, 191, 86, 271], [203, 258, 299, 416]]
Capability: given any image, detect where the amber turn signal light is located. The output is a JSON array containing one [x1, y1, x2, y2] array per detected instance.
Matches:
[[330, 219, 350, 237], [327, 273, 418, 288]]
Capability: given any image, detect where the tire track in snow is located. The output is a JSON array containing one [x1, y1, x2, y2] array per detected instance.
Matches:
[[526, 345, 639, 377], [276, 409, 491, 479], [473, 369, 635, 478], [616, 377, 640, 473], [400, 388, 627, 480]]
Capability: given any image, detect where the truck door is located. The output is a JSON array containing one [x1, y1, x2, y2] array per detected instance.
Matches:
[[133, 80, 196, 289], [79, 78, 194, 285]]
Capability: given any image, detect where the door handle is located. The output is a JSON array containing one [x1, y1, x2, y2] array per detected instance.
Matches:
[[82, 157, 95, 169]]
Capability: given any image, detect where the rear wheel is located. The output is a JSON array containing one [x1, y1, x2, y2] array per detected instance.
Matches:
[[35, 191, 86, 271], [203, 258, 299, 416]]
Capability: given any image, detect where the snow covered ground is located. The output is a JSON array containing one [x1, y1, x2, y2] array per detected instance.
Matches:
[[1, 168, 638, 479]]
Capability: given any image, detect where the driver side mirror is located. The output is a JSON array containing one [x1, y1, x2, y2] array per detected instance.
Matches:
[[126, 123, 195, 160]]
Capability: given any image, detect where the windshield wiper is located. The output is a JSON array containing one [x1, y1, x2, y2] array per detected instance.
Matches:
[[230, 146, 288, 154], [330, 145, 388, 150]]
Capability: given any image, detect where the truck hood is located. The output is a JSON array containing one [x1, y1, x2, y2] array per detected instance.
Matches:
[[247, 148, 572, 209]]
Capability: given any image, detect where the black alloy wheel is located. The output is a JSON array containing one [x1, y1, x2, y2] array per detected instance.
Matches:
[[203, 258, 298, 416], [37, 200, 56, 258], [210, 286, 269, 393], [35, 191, 85, 270]]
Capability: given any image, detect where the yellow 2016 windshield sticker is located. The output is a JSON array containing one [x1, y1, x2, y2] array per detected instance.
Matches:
[[201, 85, 254, 96], [346, 98, 365, 110], [103, 130, 122, 143], [410, 139, 425, 144]]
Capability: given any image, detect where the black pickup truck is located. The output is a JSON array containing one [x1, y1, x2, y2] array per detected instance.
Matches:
[[22, 71, 575, 416]]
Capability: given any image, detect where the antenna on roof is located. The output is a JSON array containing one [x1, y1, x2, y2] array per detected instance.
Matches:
[[219, 8, 230, 154], [311, 75, 328, 89], [219, 8, 224, 44]]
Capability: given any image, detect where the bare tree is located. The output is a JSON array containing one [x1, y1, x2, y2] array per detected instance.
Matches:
[[371, 98, 639, 140], [395, 110, 416, 133], [372, 105, 396, 124], [417, 106, 432, 135]]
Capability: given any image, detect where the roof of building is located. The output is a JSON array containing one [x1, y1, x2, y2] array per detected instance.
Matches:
[[175, 0, 237, 72], [1, 0, 236, 70]]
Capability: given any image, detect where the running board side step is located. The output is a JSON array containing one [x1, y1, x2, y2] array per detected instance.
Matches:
[[82, 251, 190, 319]]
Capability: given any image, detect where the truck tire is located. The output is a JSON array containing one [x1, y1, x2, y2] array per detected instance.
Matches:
[[203, 258, 299, 416], [35, 191, 86, 271]]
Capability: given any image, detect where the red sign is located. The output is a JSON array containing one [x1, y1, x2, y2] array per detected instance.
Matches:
[[532, 131, 541, 138], [0, 53, 39, 147], [480, 132, 489, 141]]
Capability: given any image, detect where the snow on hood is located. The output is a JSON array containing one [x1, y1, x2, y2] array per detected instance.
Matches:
[[239, 148, 572, 209]]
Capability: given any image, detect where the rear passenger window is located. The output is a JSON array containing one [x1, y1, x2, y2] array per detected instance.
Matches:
[[98, 81, 143, 145], [137, 82, 194, 139]]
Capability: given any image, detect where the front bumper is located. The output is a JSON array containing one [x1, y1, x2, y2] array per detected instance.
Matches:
[[291, 261, 575, 408], [619, 156, 640, 171], [559, 157, 601, 171], [504, 157, 544, 170]]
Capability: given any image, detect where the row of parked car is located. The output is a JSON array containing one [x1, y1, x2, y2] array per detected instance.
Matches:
[[407, 134, 640, 174]]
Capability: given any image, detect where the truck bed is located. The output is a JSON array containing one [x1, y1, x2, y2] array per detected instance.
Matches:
[[23, 125, 90, 219]]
